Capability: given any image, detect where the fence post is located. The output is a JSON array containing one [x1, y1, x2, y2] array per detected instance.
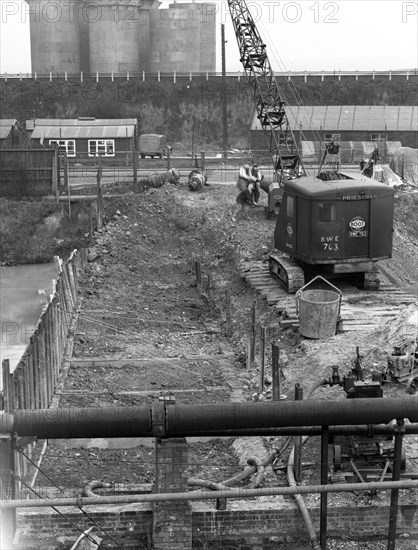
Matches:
[[167, 147, 172, 170], [97, 155, 103, 230], [250, 300, 256, 370], [200, 150, 206, 173], [89, 202, 94, 244], [64, 154, 70, 218], [133, 149, 138, 184], [52, 149, 58, 198], [258, 326, 266, 392], [272, 343, 280, 401]]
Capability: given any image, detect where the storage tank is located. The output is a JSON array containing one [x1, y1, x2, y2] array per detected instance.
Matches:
[[27, 0, 83, 74], [149, 3, 201, 73], [197, 3, 216, 73], [88, 0, 157, 73]]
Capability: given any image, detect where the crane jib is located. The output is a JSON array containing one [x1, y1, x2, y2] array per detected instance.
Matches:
[[227, 0, 305, 178]]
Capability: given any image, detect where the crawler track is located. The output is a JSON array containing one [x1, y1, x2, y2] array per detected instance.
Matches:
[[240, 262, 417, 333]]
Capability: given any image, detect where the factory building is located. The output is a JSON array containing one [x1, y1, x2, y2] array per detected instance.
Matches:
[[26, 0, 216, 75], [250, 105, 418, 161]]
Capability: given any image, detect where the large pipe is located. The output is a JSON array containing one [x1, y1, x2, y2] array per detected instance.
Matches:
[[2, 399, 418, 438], [2, 479, 417, 509], [165, 399, 418, 432]]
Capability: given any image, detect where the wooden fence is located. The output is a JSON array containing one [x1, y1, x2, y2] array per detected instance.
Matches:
[[0, 148, 59, 198], [1, 248, 87, 502]]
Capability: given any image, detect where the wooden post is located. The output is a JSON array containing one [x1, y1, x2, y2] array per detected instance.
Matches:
[[272, 343, 280, 401], [27, 346, 35, 409], [66, 262, 77, 305], [250, 300, 256, 370], [167, 146, 172, 170], [200, 150, 206, 173], [52, 298, 60, 386], [38, 326, 47, 408], [1, 359, 16, 549], [64, 154, 70, 219], [294, 384, 303, 483], [258, 326, 266, 392], [225, 289, 232, 337], [45, 308, 53, 403], [133, 149, 138, 184], [96, 155, 103, 231], [89, 202, 94, 244], [52, 148, 58, 198]]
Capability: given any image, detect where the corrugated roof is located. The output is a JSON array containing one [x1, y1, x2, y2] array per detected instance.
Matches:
[[31, 126, 135, 140], [251, 106, 417, 132], [28, 118, 137, 140], [32, 118, 137, 127], [0, 119, 18, 139]]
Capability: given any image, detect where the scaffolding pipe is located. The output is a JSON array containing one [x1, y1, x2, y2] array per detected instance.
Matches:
[[2, 479, 417, 509], [2, 398, 418, 438]]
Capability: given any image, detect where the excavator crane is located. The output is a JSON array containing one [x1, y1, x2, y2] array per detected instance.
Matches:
[[227, 0, 395, 292], [228, 0, 305, 183]]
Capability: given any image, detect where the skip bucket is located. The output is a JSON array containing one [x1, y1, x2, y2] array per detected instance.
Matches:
[[296, 276, 342, 339]]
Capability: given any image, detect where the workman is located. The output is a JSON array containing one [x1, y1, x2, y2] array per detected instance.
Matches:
[[236, 160, 262, 207]]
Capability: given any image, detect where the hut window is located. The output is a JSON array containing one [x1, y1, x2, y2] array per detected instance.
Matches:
[[318, 202, 337, 223], [49, 139, 76, 157], [88, 140, 115, 157], [286, 196, 294, 217]]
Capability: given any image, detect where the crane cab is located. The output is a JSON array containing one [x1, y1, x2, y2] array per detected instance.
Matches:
[[273, 173, 395, 283]]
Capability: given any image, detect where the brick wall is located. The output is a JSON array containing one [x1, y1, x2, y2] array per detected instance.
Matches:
[[17, 502, 418, 549], [153, 438, 193, 550], [17, 506, 152, 549], [193, 503, 418, 547]]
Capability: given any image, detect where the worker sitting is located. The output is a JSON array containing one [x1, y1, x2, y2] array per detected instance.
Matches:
[[236, 160, 262, 205], [233, 160, 263, 221]]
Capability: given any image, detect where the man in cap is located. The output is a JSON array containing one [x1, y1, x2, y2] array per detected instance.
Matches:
[[235, 159, 262, 211]]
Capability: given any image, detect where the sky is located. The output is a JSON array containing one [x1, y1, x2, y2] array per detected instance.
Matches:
[[0, 0, 417, 74]]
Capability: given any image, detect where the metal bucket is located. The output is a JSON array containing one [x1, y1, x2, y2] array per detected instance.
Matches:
[[296, 276, 342, 339]]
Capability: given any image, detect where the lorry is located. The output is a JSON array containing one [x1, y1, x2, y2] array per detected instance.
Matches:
[[139, 134, 170, 159]]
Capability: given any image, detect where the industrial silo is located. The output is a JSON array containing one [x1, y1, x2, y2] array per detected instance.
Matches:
[[88, 0, 157, 74], [27, 0, 83, 74], [196, 3, 216, 73], [149, 2, 201, 73]]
